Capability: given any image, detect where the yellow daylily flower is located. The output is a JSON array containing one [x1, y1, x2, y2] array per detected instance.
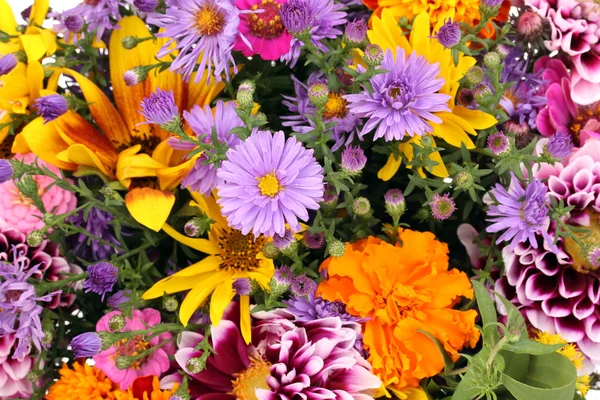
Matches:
[[16, 15, 226, 231], [367, 9, 498, 179], [142, 191, 275, 344]]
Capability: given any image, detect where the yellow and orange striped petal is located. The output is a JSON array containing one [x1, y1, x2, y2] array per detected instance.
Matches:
[[125, 187, 175, 232]]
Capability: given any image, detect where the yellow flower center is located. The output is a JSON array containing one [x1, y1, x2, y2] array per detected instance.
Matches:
[[111, 336, 151, 370], [230, 356, 271, 400], [248, 0, 284, 39], [257, 173, 282, 197], [219, 229, 266, 271], [570, 105, 600, 147], [563, 210, 600, 273], [323, 93, 348, 120], [195, 5, 225, 36]]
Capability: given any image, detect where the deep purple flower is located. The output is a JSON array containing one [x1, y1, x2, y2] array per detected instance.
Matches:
[[341, 145, 367, 174], [34, 95, 68, 124], [0, 54, 17, 76], [273, 265, 293, 285], [134, 0, 158, 12], [70, 332, 102, 358], [303, 231, 324, 249], [547, 127, 574, 158], [280, 0, 347, 67], [429, 193, 456, 221], [345, 47, 451, 142], [84, 262, 118, 301], [487, 132, 510, 155], [139, 89, 179, 128], [217, 130, 324, 237], [344, 18, 367, 44], [69, 207, 121, 261], [290, 273, 316, 297], [107, 290, 131, 309], [273, 229, 295, 250], [232, 278, 252, 296], [0, 160, 12, 183], [148, 0, 243, 82], [176, 101, 244, 196], [487, 176, 555, 252], [431, 18, 461, 48]]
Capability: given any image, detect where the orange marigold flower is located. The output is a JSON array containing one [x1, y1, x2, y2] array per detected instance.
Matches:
[[114, 376, 181, 400], [46, 362, 120, 400], [317, 229, 480, 394]]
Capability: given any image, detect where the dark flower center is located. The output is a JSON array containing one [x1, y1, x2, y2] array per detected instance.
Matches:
[[0, 134, 15, 159], [219, 229, 266, 271], [248, 0, 285, 39], [570, 105, 600, 147], [5, 289, 24, 302]]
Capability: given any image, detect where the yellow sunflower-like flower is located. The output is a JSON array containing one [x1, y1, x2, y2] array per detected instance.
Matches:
[[367, 9, 497, 179], [45, 362, 120, 400], [364, 0, 482, 28], [142, 191, 274, 344]]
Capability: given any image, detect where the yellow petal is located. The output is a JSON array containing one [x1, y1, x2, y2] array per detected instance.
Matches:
[[116, 147, 166, 188], [60, 144, 115, 177], [29, 0, 49, 27], [167, 256, 222, 278], [157, 155, 197, 192], [189, 191, 228, 229], [142, 271, 215, 299], [240, 295, 251, 344], [437, 112, 477, 136], [20, 34, 46, 62], [125, 187, 175, 232], [452, 106, 498, 130], [36, 28, 57, 56], [378, 153, 402, 181], [410, 13, 431, 60], [179, 270, 232, 326], [162, 223, 221, 255], [431, 118, 475, 149], [0, 0, 17, 35], [210, 280, 237, 327], [11, 133, 30, 154], [27, 61, 43, 102], [18, 117, 76, 170], [54, 111, 118, 162], [367, 8, 411, 54]]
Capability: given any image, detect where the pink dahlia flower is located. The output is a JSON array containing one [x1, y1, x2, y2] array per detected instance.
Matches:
[[526, 0, 600, 105], [0, 334, 35, 398], [93, 308, 174, 390], [0, 153, 77, 235], [234, 0, 293, 60]]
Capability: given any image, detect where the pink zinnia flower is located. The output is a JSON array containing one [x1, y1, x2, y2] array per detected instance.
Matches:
[[234, 0, 293, 60], [93, 308, 174, 390], [0, 153, 77, 235]]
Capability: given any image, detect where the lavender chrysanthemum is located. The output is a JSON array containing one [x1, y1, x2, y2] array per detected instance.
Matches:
[[148, 0, 244, 82], [176, 101, 244, 196], [429, 193, 456, 221], [133, 0, 158, 12], [70, 332, 102, 358], [345, 47, 451, 142], [384, 189, 405, 206], [432, 18, 461, 48], [123, 70, 140, 87], [59, 0, 122, 41], [285, 292, 363, 323], [344, 19, 367, 44], [0, 54, 18, 76], [273, 229, 295, 250], [217, 130, 324, 237], [139, 89, 180, 128], [84, 262, 118, 301], [52, 11, 84, 44], [280, 0, 347, 67], [547, 128, 574, 159], [487, 176, 555, 251], [34, 95, 68, 124], [69, 208, 121, 260]]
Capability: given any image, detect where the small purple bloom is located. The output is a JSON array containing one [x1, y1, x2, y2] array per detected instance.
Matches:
[[107, 290, 131, 309], [290, 273, 317, 297], [341, 145, 367, 174], [70, 332, 102, 358], [217, 130, 324, 237], [487, 175, 556, 252], [59, 0, 121, 42], [344, 19, 367, 44], [273, 265, 293, 285], [429, 193, 456, 221], [345, 47, 451, 142], [303, 231, 325, 249], [589, 248, 600, 269], [431, 18, 461, 48], [487, 132, 510, 155], [123, 70, 140, 87], [385, 189, 405, 206], [232, 278, 252, 296], [547, 128, 574, 159], [63, 14, 84, 33], [139, 89, 179, 128], [134, 0, 158, 12], [482, 0, 503, 7], [70, 207, 121, 261], [0, 159, 13, 183], [0, 54, 18, 76], [273, 229, 295, 250], [285, 292, 363, 323], [84, 262, 118, 301], [34, 95, 68, 124], [280, 0, 312, 34]]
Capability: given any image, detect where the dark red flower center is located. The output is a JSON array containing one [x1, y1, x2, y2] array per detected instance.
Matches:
[[248, 0, 285, 39]]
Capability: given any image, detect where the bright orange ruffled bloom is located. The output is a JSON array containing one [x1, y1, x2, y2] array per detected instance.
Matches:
[[317, 229, 480, 395], [46, 362, 120, 400]]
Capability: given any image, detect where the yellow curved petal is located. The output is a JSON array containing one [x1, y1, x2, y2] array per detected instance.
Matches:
[[378, 153, 402, 181], [60, 144, 115, 177], [431, 119, 475, 149], [117, 148, 166, 188], [240, 295, 251, 344], [36, 28, 57, 56], [18, 117, 76, 170], [157, 155, 197, 191], [452, 106, 498, 130], [11, 133, 30, 154], [142, 272, 213, 299], [20, 34, 46, 62], [0, 0, 17, 35], [125, 187, 175, 232], [410, 13, 431, 60], [169, 256, 222, 278], [368, 8, 411, 54], [30, 0, 49, 27], [437, 112, 477, 136], [0, 63, 29, 105], [189, 191, 228, 229], [425, 139, 449, 178], [180, 270, 233, 326], [210, 280, 236, 327], [162, 223, 221, 255]]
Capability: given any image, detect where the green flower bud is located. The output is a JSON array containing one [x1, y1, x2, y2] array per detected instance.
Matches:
[[236, 81, 255, 110], [279, 240, 298, 257], [8, 159, 27, 179], [184, 217, 209, 237], [100, 185, 116, 198], [27, 370, 42, 383], [455, 171, 475, 190], [186, 357, 205, 374], [15, 175, 38, 200], [364, 44, 384, 68], [253, 112, 268, 122], [14, 50, 27, 63], [307, 82, 329, 109], [352, 197, 371, 217], [328, 240, 346, 258], [420, 135, 434, 149], [27, 230, 44, 247], [466, 66, 485, 86], [483, 52, 501, 70], [108, 315, 126, 333], [121, 36, 139, 50], [262, 242, 279, 259], [163, 296, 179, 312], [115, 356, 133, 370], [42, 328, 54, 345]]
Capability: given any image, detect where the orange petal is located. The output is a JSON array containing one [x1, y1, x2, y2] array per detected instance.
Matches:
[[125, 187, 175, 232]]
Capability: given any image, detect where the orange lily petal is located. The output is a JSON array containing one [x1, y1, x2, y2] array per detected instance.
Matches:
[[125, 187, 175, 232]]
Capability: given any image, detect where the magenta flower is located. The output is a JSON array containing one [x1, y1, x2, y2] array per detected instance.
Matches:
[[217, 130, 324, 237], [430, 193, 456, 221], [93, 308, 174, 390]]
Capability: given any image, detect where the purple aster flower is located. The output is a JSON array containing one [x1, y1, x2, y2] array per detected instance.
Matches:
[[70, 332, 102, 358], [133, 0, 158, 12], [303, 231, 324, 249], [52, 10, 84, 44], [546, 127, 574, 159], [148, 0, 244, 82], [216, 130, 325, 237], [232, 278, 252, 296], [589, 248, 600, 269], [273, 229, 295, 250], [34, 95, 68, 124], [345, 47, 451, 142], [0, 54, 18, 76], [83, 262, 118, 301], [107, 290, 131, 309], [429, 193, 456, 221], [487, 175, 556, 252], [176, 101, 244, 196], [344, 18, 367, 44], [0, 253, 58, 359], [0, 159, 13, 183], [341, 145, 367, 174], [69, 207, 121, 261], [61, 0, 122, 42], [385, 188, 405, 206], [431, 18, 461, 48], [283, 74, 359, 151], [273, 265, 294, 285], [487, 131, 510, 155], [280, 0, 347, 67], [139, 89, 180, 129], [290, 273, 317, 297], [285, 292, 363, 323]]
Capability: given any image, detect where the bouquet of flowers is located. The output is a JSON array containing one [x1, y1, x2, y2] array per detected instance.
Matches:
[[0, 0, 599, 398]]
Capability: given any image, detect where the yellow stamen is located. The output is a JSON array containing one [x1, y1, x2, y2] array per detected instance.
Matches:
[[323, 92, 348, 120], [195, 5, 225, 36], [257, 173, 282, 197], [230, 355, 271, 400]]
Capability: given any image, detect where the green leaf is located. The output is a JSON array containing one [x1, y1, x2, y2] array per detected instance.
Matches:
[[452, 369, 484, 400], [471, 279, 500, 345], [503, 339, 564, 355], [501, 352, 577, 400], [495, 291, 527, 337], [501, 350, 530, 384], [417, 329, 454, 375]]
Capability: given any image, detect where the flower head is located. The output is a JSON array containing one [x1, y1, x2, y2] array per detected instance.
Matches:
[[341, 145, 367, 174], [273, 265, 294, 285], [432, 18, 461, 48], [123, 70, 140, 87], [107, 290, 131, 309], [46, 363, 120, 400], [34, 94, 68, 124], [430, 193, 456, 220], [232, 278, 252, 296], [149, 0, 243, 82], [70, 332, 102, 358], [345, 47, 451, 142], [134, 0, 158, 12], [0, 54, 17, 76], [273, 229, 295, 250], [84, 262, 118, 301], [303, 231, 325, 249], [344, 18, 367, 45], [290, 273, 317, 296], [547, 128, 574, 159], [217, 130, 324, 237], [589, 248, 600, 269], [487, 132, 510, 155], [139, 89, 180, 130], [285, 292, 363, 323], [63, 0, 121, 41], [69, 207, 121, 261], [517, 11, 544, 39]]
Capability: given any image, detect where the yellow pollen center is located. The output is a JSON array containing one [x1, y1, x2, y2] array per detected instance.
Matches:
[[563, 210, 600, 273], [111, 336, 151, 370], [218, 229, 266, 271], [257, 173, 282, 197], [230, 356, 271, 400], [195, 5, 225, 36], [323, 93, 348, 120]]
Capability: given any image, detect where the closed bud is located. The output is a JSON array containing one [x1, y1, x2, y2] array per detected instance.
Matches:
[[108, 315, 126, 332], [184, 217, 207, 237], [262, 242, 279, 259], [322, 184, 338, 207], [186, 357, 205, 374], [483, 52, 501, 70], [163, 296, 179, 312], [474, 84, 493, 105], [328, 239, 346, 258], [27, 230, 44, 247], [364, 44, 384, 68], [115, 356, 133, 370], [8, 159, 27, 179], [420, 135, 434, 149], [98, 331, 117, 350], [455, 171, 475, 190], [42, 328, 54, 345], [0, 159, 13, 183], [100, 185, 116, 198], [253, 112, 267, 122], [384, 189, 406, 219], [343, 19, 367, 47], [123, 66, 149, 87], [308, 82, 329, 109], [121, 36, 139, 50], [237, 80, 255, 110], [13, 50, 27, 63], [352, 197, 371, 217], [517, 11, 544, 40], [465, 66, 484, 86], [16, 174, 38, 199], [27, 370, 42, 383]]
